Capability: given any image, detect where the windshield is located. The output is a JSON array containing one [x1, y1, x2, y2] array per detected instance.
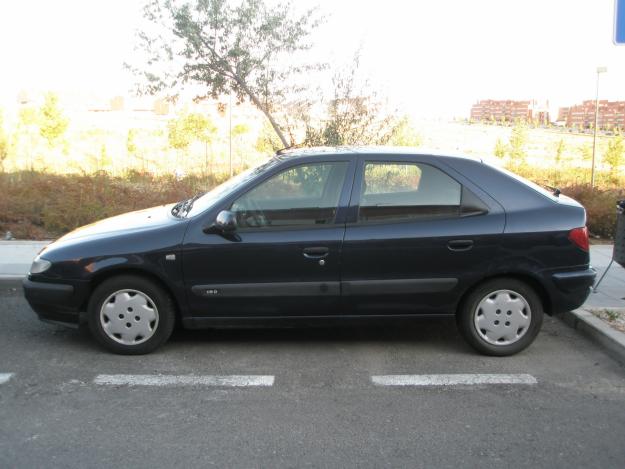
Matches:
[[182, 158, 279, 218]]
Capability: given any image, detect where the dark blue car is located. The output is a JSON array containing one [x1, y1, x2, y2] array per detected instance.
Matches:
[[23, 148, 596, 355]]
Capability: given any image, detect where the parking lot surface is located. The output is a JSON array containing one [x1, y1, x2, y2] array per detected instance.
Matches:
[[1, 284, 625, 468]]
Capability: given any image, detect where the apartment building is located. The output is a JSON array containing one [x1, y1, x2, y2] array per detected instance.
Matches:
[[470, 99, 550, 124], [557, 100, 625, 130]]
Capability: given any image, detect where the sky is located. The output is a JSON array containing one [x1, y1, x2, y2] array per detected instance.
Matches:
[[1, 0, 624, 118]]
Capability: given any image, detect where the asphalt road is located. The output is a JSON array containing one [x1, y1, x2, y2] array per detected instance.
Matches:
[[1, 283, 625, 468]]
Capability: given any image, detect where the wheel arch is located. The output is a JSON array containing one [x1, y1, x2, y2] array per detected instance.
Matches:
[[82, 267, 183, 320], [457, 272, 552, 316]]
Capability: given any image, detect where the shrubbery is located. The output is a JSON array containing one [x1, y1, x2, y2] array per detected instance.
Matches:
[[0, 171, 221, 239], [560, 185, 624, 238], [0, 170, 622, 240]]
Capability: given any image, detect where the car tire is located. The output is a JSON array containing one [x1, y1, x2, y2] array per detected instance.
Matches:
[[456, 278, 543, 356], [88, 275, 176, 355]]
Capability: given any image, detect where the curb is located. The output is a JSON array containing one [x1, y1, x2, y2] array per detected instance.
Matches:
[[560, 308, 625, 366], [0, 276, 24, 290]]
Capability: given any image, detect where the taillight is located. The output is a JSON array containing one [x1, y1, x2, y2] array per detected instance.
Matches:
[[568, 226, 589, 252]]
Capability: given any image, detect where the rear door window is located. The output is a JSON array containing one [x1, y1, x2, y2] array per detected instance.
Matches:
[[358, 162, 463, 222]]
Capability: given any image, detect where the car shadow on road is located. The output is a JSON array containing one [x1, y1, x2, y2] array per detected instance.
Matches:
[[166, 316, 471, 352]]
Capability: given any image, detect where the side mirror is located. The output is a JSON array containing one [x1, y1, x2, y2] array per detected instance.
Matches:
[[212, 210, 237, 234]]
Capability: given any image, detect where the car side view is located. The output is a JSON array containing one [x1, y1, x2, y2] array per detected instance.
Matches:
[[23, 147, 596, 355]]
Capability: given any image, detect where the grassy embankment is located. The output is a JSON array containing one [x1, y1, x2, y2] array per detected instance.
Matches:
[[0, 121, 623, 240]]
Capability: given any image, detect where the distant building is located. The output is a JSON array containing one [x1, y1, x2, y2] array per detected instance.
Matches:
[[153, 98, 170, 116], [557, 100, 625, 130], [470, 99, 550, 124], [110, 96, 124, 111]]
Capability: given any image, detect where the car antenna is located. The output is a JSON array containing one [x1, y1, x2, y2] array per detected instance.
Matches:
[[276, 142, 306, 155], [543, 184, 561, 197]]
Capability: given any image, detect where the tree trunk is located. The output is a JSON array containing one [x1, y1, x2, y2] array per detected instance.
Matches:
[[230, 75, 290, 148]]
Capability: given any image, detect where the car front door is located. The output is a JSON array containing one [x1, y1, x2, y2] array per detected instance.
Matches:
[[182, 158, 355, 318], [340, 155, 505, 315]]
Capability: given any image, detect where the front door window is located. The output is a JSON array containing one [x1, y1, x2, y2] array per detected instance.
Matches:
[[231, 162, 349, 229]]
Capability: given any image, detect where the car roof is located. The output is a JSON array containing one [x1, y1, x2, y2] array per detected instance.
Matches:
[[275, 146, 484, 163]]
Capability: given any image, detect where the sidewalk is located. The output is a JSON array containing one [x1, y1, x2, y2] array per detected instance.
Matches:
[[585, 244, 625, 309], [1, 240, 623, 308], [0, 241, 50, 279]]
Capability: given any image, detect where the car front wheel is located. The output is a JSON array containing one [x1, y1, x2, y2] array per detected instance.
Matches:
[[88, 275, 175, 355], [457, 278, 544, 356]]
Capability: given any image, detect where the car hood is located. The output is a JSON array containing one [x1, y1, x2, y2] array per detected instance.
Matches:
[[53, 204, 180, 244]]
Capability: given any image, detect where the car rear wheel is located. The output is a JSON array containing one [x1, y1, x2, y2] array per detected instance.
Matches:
[[457, 278, 543, 356], [88, 275, 175, 355]]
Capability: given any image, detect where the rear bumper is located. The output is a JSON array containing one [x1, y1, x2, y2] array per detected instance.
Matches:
[[23, 277, 90, 325], [548, 267, 596, 314]]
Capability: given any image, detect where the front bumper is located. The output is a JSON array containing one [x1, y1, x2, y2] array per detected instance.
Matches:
[[548, 267, 596, 314], [23, 277, 90, 326]]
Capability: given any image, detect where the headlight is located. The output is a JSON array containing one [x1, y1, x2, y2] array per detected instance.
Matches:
[[30, 256, 52, 274]]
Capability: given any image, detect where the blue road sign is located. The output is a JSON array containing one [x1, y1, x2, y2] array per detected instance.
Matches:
[[616, 0, 625, 44]]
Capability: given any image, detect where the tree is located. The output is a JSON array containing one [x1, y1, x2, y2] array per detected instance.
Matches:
[[604, 133, 624, 180], [577, 143, 592, 162], [302, 54, 403, 147], [493, 138, 506, 159], [554, 138, 566, 165], [508, 120, 527, 164], [0, 110, 8, 171], [93, 143, 112, 172], [231, 123, 250, 170], [38, 92, 68, 146], [552, 139, 566, 185], [130, 0, 323, 148], [167, 112, 216, 174], [168, 112, 214, 151], [127, 128, 149, 172], [127, 128, 138, 156], [255, 120, 283, 154], [387, 117, 421, 147], [168, 116, 194, 152]]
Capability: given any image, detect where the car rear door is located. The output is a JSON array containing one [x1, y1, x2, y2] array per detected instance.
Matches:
[[182, 157, 356, 318], [340, 154, 505, 315]]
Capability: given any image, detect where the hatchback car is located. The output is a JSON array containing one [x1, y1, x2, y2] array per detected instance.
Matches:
[[23, 147, 596, 355]]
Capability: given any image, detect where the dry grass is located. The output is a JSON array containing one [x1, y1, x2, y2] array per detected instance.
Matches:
[[1, 170, 622, 240], [0, 171, 223, 239]]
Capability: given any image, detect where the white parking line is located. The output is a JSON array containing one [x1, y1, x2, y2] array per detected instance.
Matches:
[[94, 374, 275, 387], [371, 373, 537, 386], [0, 373, 14, 384]]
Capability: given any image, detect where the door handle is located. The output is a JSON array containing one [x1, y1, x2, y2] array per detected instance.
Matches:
[[447, 240, 474, 251], [303, 247, 329, 258]]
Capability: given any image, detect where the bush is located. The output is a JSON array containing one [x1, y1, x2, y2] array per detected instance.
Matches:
[[561, 185, 624, 238], [0, 171, 623, 241], [0, 171, 222, 239]]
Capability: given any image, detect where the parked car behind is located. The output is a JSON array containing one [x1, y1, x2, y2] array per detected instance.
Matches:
[[23, 147, 595, 355]]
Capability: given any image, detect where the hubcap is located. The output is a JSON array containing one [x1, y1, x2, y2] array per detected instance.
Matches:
[[474, 289, 531, 346], [100, 289, 159, 346]]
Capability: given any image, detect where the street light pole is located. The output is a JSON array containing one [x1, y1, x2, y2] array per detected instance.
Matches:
[[591, 66, 607, 189], [229, 93, 233, 178]]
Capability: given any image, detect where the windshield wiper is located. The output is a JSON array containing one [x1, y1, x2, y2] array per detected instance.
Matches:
[[171, 193, 204, 218]]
